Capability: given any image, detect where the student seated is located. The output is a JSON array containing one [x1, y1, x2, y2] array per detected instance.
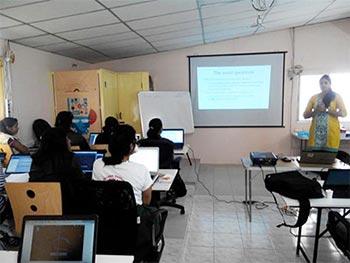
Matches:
[[0, 117, 29, 154], [139, 118, 187, 198], [92, 124, 153, 206], [32, 119, 51, 147], [29, 128, 88, 211], [55, 111, 90, 150], [95, 116, 119, 145]]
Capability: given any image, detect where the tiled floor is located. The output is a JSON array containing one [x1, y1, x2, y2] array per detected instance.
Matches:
[[161, 161, 349, 263]]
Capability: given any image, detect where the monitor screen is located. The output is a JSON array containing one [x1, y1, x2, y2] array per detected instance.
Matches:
[[326, 170, 350, 187], [88, 133, 99, 145], [74, 152, 97, 173], [129, 147, 159, 173], [161, 129, 184, 144], [20, 219, 96, 263], [6, 155, 32, 174]]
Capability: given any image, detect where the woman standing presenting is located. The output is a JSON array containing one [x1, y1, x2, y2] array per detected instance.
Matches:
[[303, 75, 347, 152]]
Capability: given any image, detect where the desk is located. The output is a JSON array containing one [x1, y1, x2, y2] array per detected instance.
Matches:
[[153, 169, 177, 191], [174, 145, 192, 165], [282, 195, 350, 263], [241, 157, 350, 222], [0, 251, 134, 263]]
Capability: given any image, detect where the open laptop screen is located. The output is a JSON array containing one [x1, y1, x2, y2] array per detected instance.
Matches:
[[5, 154, 32, 174], [73, 151, 97, 174], [19, 216, 97, 263], [325, 169, 350, 189], [161, 129, 184, 144], [129, 147, 159, 173], [88, 133, 100, 145]]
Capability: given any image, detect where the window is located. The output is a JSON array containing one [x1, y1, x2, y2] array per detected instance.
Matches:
[[298, 73, 350, 121]]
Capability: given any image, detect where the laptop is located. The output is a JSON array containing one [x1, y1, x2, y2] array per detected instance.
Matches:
[[161, 129, 184, 150], [88, 133, 100, 145], [73, 151, 98, 175], [323, 169, 350, 198], [5, 154, 32, 174], [18, 215, 98, 263], [299, 151, 337, 165], [129, 147, 161, 182]]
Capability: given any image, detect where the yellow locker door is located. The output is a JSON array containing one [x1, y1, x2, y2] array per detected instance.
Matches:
[[98, 69, 118, 123], [117, 72, 149, 133]]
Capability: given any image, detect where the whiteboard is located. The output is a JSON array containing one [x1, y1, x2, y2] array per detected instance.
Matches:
[[138, 91, 194, 136]]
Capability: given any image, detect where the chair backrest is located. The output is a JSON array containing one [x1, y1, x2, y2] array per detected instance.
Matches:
[[5, 182, 62, 235], [68, 180, 138, 255], [0, 144, 13, 167], [138, 139, 174, 169], [337, 150, 350, 165]]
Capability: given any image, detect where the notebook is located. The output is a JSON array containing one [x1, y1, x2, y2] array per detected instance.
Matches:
[[161, 129, 184, 150], [73, 151, 98, 174], [18, 215, 98, 263], [299, 151, 337, 165]]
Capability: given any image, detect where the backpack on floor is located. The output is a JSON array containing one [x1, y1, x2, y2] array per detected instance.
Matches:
[[265, 171, 323, 228], [327, 211, 350, 259]]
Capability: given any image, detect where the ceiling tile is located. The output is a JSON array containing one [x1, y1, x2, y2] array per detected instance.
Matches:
[[0, 0, 47, 10], [14, 34, 63, 47], [1, 0, 102, 23], [37, 42, 81, 52], [111, 0, 197, 21], [100, 45, 155, 58], [0, 14, 21, 28], [138, 20, 200, 36], [88, 37, 150, 51], [99, 0, 155, 8], [56, 23, 130, 41], [55, 47, 109, 62], [146, 27, 202, 42], [32, 10, 118, 33], [0, 25, 42, 39], [201, 0, 252, 19], [205, 27, 255, 42], [156, 40, 203, 52], [127, 10, 199, 30], [152, 34, 203, 48], [75, 31, 140, 46]]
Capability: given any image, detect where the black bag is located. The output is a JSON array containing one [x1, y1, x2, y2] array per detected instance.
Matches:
[[170, 173, 187, 198], [327, 211, 350, 259], [265, 171, 323, 228]]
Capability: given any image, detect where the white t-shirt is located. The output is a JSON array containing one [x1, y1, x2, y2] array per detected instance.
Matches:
[[92, 158, 153, 205]]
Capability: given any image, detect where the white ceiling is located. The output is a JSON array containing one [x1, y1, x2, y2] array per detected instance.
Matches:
[[0, 0, 349, 63]]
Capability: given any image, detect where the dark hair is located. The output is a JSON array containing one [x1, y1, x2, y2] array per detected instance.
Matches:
[[320, 75, 335, 108], [320, 74, 331, 84], [103, 125, 136, 165], [102, 116, 119, 136], [147, 118, 162, 139], [55, 111, 73, 131], [33, 119, 51, 142], [0, 117, 18, 134], [32, 127, 72, 164]]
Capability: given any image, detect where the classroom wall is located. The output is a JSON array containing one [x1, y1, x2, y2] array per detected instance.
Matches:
[[93, 18, 350, 164], [8, 42, 87, 145]]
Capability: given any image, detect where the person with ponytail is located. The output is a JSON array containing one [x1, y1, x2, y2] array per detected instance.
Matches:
[[0, 117, 29, 154], [92, 125, 153, 205], [95, 116, 119, 144], [303, 74, 347, 152]]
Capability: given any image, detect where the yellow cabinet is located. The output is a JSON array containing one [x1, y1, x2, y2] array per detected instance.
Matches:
[[116, 72, 149, 133], [98, 69, 118, 122], [52, 70, 149, 134]]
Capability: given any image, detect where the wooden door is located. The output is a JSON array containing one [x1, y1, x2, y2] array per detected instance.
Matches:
[[98, 69, 118, 122]]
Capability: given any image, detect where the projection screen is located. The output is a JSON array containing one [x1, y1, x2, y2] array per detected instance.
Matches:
[[189, 52, 286, 127]]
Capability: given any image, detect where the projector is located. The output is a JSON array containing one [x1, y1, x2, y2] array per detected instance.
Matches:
[[250, 152, 278, 166]]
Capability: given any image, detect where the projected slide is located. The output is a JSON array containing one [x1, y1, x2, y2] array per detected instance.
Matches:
[[197, 65, 271, 110]]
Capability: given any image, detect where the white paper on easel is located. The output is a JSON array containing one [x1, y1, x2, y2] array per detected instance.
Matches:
[[138, 91, 194, 137]]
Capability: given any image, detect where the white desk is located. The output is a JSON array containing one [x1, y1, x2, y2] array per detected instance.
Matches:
[[281, 195, 350, 263], [241, 157, 350, 222], [0, 251, 134, 263], [174, 145, 192, 165], [153, 169, 177, 191]]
